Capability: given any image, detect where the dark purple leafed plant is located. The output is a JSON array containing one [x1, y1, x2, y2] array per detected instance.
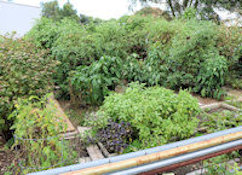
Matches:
[[97, 120, 133, 153]]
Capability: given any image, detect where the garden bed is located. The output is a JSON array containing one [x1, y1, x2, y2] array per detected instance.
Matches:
[[1, 91, 241, 174], [64, 94, 241, 165]]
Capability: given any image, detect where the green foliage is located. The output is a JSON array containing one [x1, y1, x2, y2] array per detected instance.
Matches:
[[183, 7, 197, 19], [27, 15, 241, 101], [203, 152, 241, 175], [95, 83, 200, 150], [194, 53, 228, 99], [134, 7, 172, 20], [50, 19, 89, 98], [25, 18, 59, 49], [41, 0, 79, 22], [0, 35, 57, 141], [217, 25, 242, 69], [201, 110, 242, 133], [166, 20, 218, 88], [9, 94, 76, 173], [71, 56, 123, 105]]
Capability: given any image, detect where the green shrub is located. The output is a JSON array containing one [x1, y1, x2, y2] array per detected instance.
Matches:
[[50, 19, 92, 98], [25, 17, 59, 49], [71, 56, 123, 105], [95, 83, 200, 150], [217, 25, 242, 89], [194, 52, 228, 99], [217, 25, 242, 69], [26, 16, 241, 100], [166, 20, 219, 89], [0, 35, 57, 141], [9, 94, 76, 174]]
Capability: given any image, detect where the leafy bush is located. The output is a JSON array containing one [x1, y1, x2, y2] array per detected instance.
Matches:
[[27, 16, 241, 100], [95, 83, 200, 150], [50, 19, 91, 98], [194, 52, 228, 99], [25, 17, 59, 49], [71, 56, 123, 105], [166, 20, 219, 89], [41, 0, 80, 22], [97, 120, 133, 153], [9, 94, 76, 173], [0, 35, 57, 141]]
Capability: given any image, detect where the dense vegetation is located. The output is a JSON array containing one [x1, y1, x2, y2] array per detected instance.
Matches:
[[25, 13, 241, 104], [0, 5, 241, 173], [8, 94, 76, 174], [0, 35, 57, 141]]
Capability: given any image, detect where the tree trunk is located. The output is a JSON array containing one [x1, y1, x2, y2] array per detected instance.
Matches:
[[167, 0, 176, 17]]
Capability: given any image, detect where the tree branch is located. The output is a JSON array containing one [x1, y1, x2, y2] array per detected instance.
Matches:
[[194, 0, 199, 9], [167, 0, 176, 17]]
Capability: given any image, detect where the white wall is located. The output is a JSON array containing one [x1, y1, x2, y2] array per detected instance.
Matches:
[[0, 1, 40, 37]]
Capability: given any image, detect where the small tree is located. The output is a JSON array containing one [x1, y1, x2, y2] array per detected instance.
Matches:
[[41, 0, 79, 22]]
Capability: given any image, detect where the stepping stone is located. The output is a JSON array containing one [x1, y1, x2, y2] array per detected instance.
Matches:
[[77, 126, 105, 161], [97, 142, 110, 157], [86, 144, 104, 161]]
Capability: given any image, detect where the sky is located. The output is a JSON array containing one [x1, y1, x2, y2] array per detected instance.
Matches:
[[2, 0, 168, 19], [3, 0, 136, 19], [1, 0, 241, 21]]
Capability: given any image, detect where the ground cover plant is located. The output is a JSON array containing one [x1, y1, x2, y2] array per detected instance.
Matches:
[[199, 109, 242, 134]]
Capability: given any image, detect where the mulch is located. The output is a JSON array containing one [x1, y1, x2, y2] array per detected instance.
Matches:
[[0, 146, 15, 175]]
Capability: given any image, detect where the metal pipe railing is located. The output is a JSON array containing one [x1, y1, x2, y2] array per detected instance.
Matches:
[[61, 131, 242, 175], [28, 126, 242, 175], [109, 139, 242, 175]]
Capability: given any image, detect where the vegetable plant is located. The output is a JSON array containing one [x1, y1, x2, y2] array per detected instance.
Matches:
[[94, 83, 201, 150], [71, 56, 123, 105]]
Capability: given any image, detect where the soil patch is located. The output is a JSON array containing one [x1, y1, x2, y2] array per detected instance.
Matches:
[[0, 146, 15, 175], [191, 93, 220, 105]]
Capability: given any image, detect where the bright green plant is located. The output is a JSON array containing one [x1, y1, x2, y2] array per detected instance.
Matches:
[[94, 83, 200, 150], [71, 56, 123, 105], [9, 94, 76, 174], [0, 35, 57, 141]]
